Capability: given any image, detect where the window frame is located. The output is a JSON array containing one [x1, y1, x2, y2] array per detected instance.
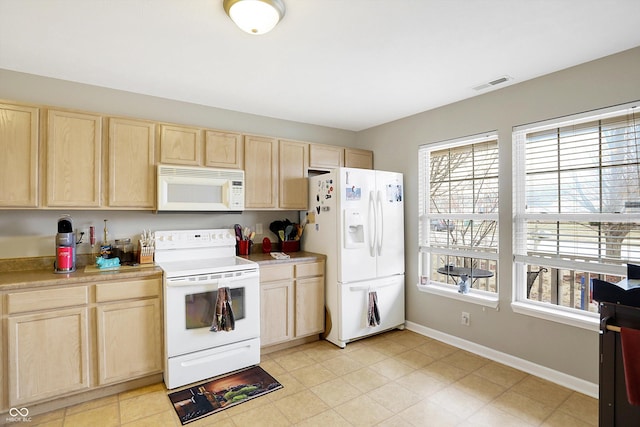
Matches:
[[512, 101, 640, 330], [417, 132, 500, 308]]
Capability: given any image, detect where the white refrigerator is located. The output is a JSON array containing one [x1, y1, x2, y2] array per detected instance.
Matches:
[[301, 167, 405, 348]]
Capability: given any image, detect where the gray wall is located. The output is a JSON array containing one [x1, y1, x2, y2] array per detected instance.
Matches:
[[0, 69, 356, 145], [2, 46, 639, 385], [357, 46, 640, 384], [0, 69, 357, 258]]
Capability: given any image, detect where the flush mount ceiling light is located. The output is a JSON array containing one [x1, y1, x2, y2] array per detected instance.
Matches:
[[223, 0, 286, 35]]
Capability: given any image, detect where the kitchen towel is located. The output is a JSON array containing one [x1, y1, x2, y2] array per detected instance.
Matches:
[[210, 287, 235, 332], [367, 291, 380, 327], [621, 326, 640, 405]]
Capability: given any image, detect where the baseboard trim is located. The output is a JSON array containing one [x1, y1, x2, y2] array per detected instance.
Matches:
[[405, 321, 598, 398]]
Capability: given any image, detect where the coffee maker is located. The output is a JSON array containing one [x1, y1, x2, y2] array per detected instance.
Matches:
[[55, 215, 77, 273]]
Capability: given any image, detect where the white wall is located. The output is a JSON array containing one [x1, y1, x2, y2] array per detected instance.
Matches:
[[357, 46, 640, 385]]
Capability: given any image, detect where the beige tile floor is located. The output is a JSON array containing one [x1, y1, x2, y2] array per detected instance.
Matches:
[[25, 330, 597, 426]]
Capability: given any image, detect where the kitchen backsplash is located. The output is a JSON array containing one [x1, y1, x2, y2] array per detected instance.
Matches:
[[0, 210, 300, 259]]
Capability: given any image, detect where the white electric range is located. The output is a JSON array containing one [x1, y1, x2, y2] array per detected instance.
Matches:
[[154, 229, 260, 389]]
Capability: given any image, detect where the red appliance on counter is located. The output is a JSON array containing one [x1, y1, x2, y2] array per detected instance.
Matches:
[[54, 214, 77, 273]]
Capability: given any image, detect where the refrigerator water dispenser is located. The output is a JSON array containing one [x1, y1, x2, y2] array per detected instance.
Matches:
[[344, 209, 365, 248]]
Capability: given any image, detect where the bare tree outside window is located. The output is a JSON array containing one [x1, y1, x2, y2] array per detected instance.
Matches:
[[430, 142, 499, 254], [514, 105, 640, 314], [421, 138, 499, 293]]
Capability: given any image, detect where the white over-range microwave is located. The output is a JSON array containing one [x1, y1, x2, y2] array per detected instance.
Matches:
[[157, 165, 244, 211]]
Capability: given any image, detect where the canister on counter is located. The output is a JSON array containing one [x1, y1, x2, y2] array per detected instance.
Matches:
[[113, 238, 134, 264]]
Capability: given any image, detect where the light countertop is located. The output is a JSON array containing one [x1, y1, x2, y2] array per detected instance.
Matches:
[[0, 263, 163, 291], [0, 250, 325, 291], [243, 250, 325, 265]]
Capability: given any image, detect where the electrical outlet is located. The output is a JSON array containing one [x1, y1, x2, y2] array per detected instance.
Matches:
[[461, 312, 470, 326], [255, 223, 263, 234], [78, 228, 88, 245]]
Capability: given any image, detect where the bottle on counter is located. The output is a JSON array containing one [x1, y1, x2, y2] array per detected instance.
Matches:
[[100, 219, 112, 259]]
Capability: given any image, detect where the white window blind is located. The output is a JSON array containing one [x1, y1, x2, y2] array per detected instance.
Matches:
[[418, 133, 499, 296], [513, 101, 640, 314]]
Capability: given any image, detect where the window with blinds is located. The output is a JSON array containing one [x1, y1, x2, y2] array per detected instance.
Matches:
[[418, 133, 499, 298], [513, 101, 640, 316]]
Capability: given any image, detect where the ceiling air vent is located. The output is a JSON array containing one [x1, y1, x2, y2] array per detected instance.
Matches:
[[473, 75, 512, 91]]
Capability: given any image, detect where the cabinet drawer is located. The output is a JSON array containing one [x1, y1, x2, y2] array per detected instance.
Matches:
[[96, 278, 161, 302], [7, 286, 89, 314], [260, 264, 293, 282], [295, 261, 325, 278]]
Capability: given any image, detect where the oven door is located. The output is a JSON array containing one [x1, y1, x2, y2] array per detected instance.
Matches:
[[164, 269, 260, 358]]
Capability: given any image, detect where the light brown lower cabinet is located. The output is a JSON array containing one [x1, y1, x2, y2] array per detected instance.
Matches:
[[260, 276, 294, 346], [260, 260, 325, 348], [295, 275, 324, 337], [8, 307, 90, 406], [95, 278, 163, 385], [6, 286, 91, 406], [2, 275, 163, 409]]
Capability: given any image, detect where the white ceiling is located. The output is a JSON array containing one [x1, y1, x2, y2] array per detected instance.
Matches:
[[1, 1, 640, 131]]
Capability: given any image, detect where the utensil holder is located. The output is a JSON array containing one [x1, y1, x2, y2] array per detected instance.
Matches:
[[238, 240, 250, 256], [138, 240, 154, 264], [280, 240, 300, 253]]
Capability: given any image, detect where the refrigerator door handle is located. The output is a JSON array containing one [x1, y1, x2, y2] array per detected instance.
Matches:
[[348, 280, 399, 291], [368, 191, 377, 257], [376, 190, 383, 256]]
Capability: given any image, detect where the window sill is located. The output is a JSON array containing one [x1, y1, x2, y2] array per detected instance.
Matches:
[[511, 301, 599, 332], [416, 281, 499, 309]]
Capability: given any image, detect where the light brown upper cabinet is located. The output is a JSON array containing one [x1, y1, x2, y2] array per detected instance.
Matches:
[[205, 130, 243, 169], [309, 143, 344, 170], [46, 109, 102, 207], [108, 118, 156, 209], [344, 148, 374, 169], [244, 135, 278, 208], [159, 124, 201, 166], [279, 139, 309, 210], [0, 103, 39, 207], [0, 98, 376, 212]]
